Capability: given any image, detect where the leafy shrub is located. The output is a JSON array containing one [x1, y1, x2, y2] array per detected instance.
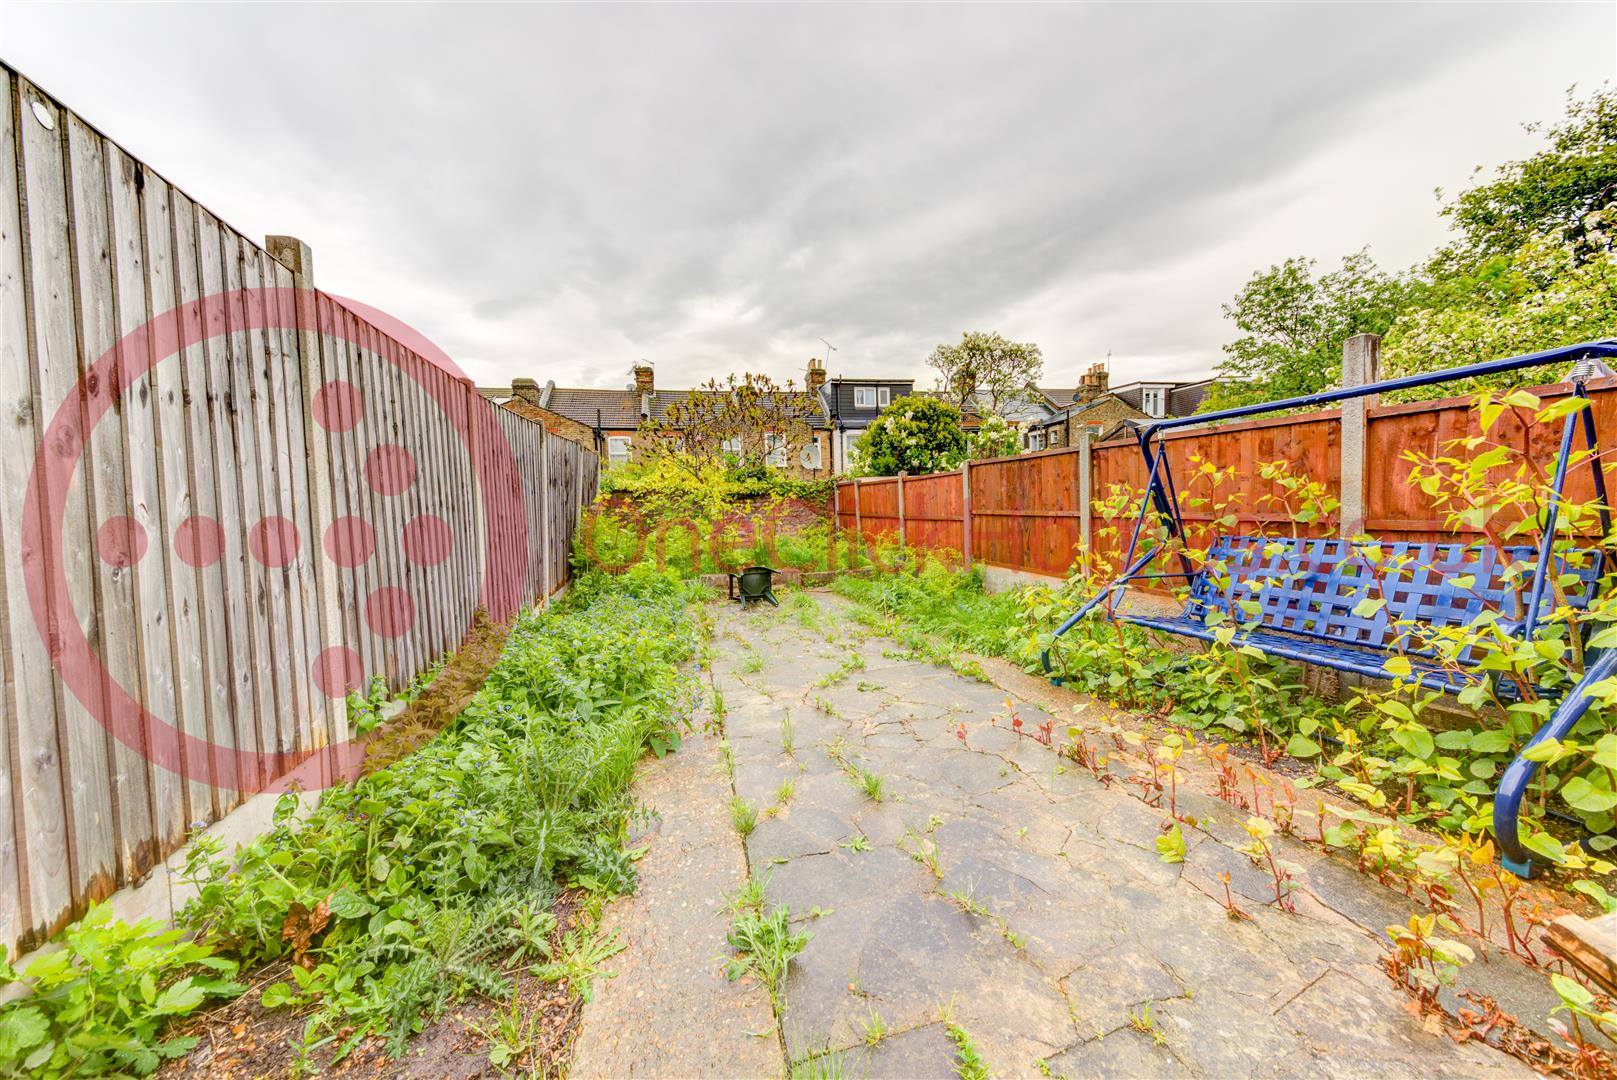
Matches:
[[0, 904, 243, 1077], [851, 397, 968, 477], [597, 455, 832, 517], [0, 568, 701, 1073]]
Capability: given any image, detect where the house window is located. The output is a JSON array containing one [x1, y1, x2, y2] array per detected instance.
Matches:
[[719, 436, 742, 456], [1028, 429, 1045, 451], [842, 430, 861, 471], [853, 386, 891, 409], [765, 433, 787, 467], [800, 440, 822, 470], [1141, 387, 1165, 418], [607, 435, 632, 466]]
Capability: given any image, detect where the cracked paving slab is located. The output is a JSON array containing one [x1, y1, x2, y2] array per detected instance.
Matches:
[[696, 595, 1541, 1077]]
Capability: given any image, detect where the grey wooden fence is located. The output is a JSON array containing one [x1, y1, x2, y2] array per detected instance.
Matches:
[[0, 63, 599, 955]]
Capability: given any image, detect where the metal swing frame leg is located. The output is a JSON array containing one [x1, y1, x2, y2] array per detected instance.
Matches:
[[1494, 384, 1613, 877]]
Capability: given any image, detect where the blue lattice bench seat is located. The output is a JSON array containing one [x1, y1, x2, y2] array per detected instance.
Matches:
[[1120, 536, 1604, 696]]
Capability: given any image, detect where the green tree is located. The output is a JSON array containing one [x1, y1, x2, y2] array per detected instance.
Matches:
[[1204, 86, 1617, 410], [852, 396, 968, 476], [927, 331, 1044, 416], [968, 412, 1020, 460], [1200, 250, 1407, 410], [636, 372, 818, 477], [1445, 86, 1617, 261]]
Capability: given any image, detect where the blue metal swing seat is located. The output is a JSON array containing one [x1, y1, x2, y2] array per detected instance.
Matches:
[[1040, 340, 1617, 879], [1122, 535, 1604, 697]]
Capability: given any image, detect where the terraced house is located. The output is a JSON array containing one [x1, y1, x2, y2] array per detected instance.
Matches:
[[485, 360, 986, 476]]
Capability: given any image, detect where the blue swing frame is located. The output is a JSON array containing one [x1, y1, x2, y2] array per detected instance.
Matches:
[[1039, 339, 1617, 877]]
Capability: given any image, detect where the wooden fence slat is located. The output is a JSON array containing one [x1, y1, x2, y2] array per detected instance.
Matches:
[[0, 71, 58, 946], [193, 207, 256, 800], [104, 138, 179, 865], [21, 80, 118, 910], [165, 191, 225, 817]]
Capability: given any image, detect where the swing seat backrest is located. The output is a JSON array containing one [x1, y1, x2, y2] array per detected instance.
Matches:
[[1181, 536, 1604, 660]]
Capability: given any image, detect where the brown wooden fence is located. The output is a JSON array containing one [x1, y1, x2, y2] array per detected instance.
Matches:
[[0, 64, 598, 955], [835, 372, 1617, 578]]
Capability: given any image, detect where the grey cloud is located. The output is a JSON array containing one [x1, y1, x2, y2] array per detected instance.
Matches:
[[3, 2, 1610, 391]]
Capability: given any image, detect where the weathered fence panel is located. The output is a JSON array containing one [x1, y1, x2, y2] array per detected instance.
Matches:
[[835, 375, 1617, 585], [0, 64, 599, 955]]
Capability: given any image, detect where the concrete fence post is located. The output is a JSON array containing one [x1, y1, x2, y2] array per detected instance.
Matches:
[[265, 235, 347, 770], [1339, 334, 1381, 538], [896, 472, 907, 550], [960, 461, 973, 569], [853, 478, 863, 557], [1077, 431, 1093, 572]]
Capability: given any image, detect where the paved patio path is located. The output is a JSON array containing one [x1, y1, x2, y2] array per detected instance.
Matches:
[[569, 723, 783, 1078], [700, 592, 1535, 1079]]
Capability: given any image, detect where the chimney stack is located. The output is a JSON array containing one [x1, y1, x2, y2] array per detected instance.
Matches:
[[1076, 362, 1109, 403], [632, 363, 654, 393], [806, 358, 827, 393], [511, 377, 542, 407]]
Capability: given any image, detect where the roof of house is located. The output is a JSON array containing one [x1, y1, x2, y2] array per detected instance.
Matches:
[[544, 386, 647, 428], [819, 378, 916, 424], [1037, 393, 1143, 427], [1111, 378, 1215, 418], [514, 385, 830, 431]]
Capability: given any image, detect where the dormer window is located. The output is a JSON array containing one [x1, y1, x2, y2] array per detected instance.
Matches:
[[1141, 386, 1166, 418], [853, 386, 890, 409]]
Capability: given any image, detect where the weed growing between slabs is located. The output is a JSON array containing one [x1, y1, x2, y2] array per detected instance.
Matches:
[[0, 567, 702, 1076]]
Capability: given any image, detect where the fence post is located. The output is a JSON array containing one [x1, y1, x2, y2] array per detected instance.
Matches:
[[1339, 334, 1381, 538], [464, 379, 489, 595], [1077, 431, 1093, 572], [960, 461, 973, 569], [897, 472, 907, 550], [853, 478, 863, 557], [265, 235, 347, 769], [539, 425, 552, 605]]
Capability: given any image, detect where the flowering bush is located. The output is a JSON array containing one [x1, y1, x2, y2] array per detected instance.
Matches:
[[852, 396, 968, 476], [968, 412, 1020, 461]]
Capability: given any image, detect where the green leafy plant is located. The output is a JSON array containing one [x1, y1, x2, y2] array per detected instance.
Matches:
[[0, 905, 244, 1077], [724, 906, 810, 1003], [533, 922, 626, 1006], [731, 796, 760, 839]]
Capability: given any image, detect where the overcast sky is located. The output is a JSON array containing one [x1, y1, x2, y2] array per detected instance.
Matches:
[[4, 4, 1613, 392]]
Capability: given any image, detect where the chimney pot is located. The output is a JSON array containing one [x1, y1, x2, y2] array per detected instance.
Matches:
[[806, 358, 827, 393], [1077, 362, 1109, 403]]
